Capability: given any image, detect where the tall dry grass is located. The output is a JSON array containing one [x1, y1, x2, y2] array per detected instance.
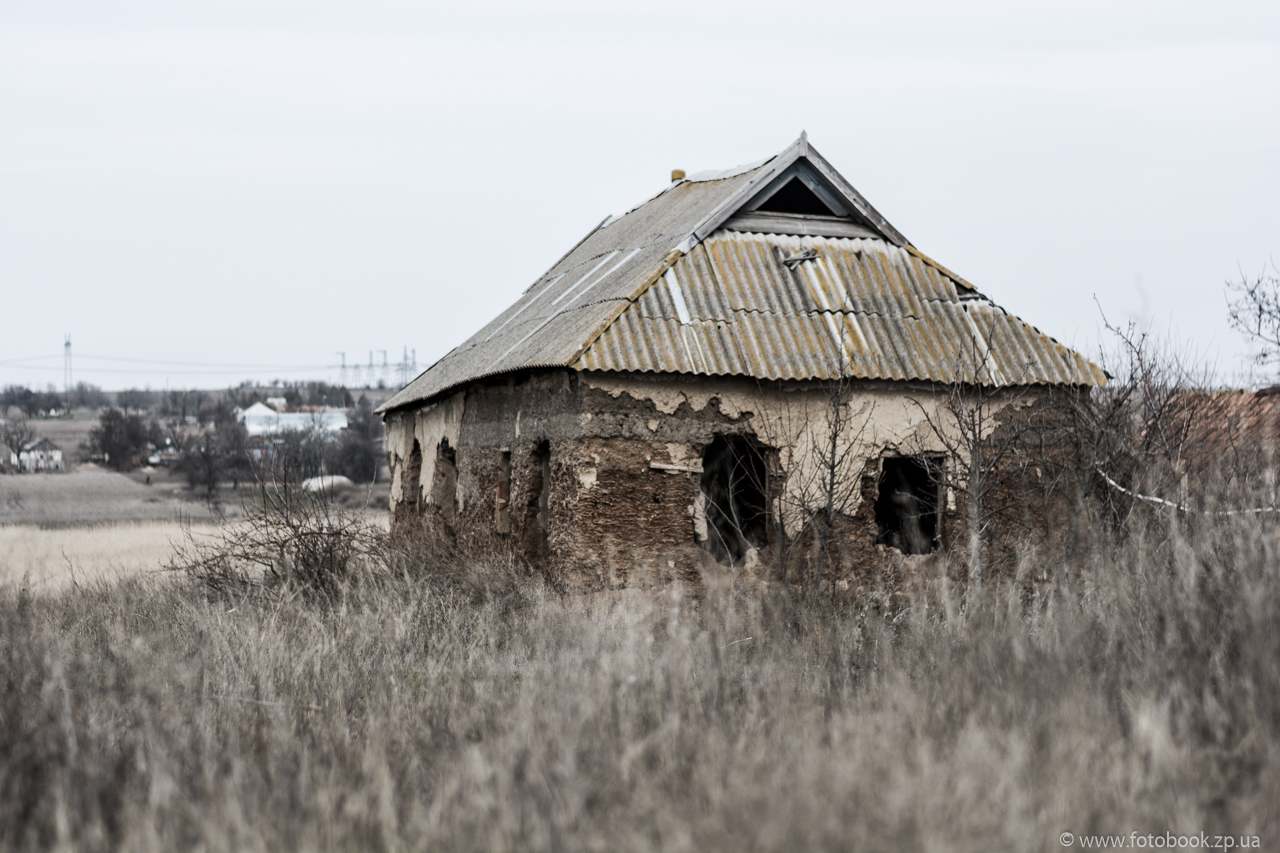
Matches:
[[2, 497, 1279, 851]]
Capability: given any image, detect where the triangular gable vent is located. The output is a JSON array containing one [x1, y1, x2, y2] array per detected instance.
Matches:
[[723, 159, 886, 240], [755, 176, 840, 216]]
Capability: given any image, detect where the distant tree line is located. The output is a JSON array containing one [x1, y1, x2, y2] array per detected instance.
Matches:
[[1, 385, 65, 418], [1, 383, 113, 417], [96, 381, 356, 419]]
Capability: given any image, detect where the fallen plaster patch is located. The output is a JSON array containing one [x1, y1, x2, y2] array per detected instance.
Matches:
[[579, 468, 598, 489], [665, 443, 695, 466], [586, 376, 687, 414], [713, 395, 746, 419], [690, 492, 708, 542]]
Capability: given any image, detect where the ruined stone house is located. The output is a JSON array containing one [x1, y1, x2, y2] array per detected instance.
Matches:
[[377, 135, 1106, 588]]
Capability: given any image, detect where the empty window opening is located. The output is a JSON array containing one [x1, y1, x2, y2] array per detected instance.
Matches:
[[756, 177, 838, 216], [875, 456, 940, 555], [700, 435, 769, 565], [530, 440, 552, 534], [403, 439, 423, 510], [431, 439, 458, 527], [495, 450, 511, 534]]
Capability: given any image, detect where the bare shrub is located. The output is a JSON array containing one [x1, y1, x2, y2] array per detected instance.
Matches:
[[171, 479, 385, 601], [1227, 261, 1280, 366]]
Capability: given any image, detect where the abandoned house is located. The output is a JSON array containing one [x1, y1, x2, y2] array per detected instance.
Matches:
[[377, 134, 1106, 589]]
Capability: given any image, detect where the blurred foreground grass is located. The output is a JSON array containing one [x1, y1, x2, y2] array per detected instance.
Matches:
[[1, 506, 1278, 852]]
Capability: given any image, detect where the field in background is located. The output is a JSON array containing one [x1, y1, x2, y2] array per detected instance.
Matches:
[[0, 464, 389, 592], [0, 521, 219, 593], [18, 410, 97, 457], [0, 465, 220, 527]]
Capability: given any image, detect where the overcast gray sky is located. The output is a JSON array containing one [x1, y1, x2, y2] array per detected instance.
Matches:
[[3, 0, 1279, 392]]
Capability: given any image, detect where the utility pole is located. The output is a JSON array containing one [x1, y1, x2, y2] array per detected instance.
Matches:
[[379, 350, 388, 387], [63, 335, 72, 399], [337, 352, 346, 387]]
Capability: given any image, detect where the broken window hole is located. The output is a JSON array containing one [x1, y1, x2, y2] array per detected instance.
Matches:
[[403, 439, 423, 510], [431, 438, 458, 527], [699, 435, 769, 566], [874, 456, 941, 555], [529, 440, 551, 535], [495, 450, 511, 534]]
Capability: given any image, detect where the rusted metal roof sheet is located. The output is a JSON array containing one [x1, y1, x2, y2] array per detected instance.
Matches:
[[577, 231, 1105, 387], [379, 139, 1103, 414]]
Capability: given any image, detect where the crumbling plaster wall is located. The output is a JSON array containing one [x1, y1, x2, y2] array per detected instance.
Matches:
[[583, 372, 1022, 538], [386, 368, 1031, 588], [386, 390, 465, 515]]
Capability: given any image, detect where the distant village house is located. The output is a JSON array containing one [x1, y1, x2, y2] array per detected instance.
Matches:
[[238, 401, 348, 437], [9, 437, 64, 473]]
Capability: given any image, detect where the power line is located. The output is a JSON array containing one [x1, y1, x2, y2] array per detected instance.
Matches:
[[76, 354, 334, 369], [0, 353, 332, 370], [2, 364, 335, 376], [2, 344, 421, 383]]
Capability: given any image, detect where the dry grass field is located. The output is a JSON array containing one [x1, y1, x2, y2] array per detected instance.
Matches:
[[0, 469, 389, 593], [0, 464, 224, 593], [0, 466, 220, 527], [0, 521, 220, 593], [1, 489, 1278, 852]]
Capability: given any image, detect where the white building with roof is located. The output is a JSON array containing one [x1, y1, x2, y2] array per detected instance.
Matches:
[[238, 402, 348, 437], [10, 437, 64, 472]]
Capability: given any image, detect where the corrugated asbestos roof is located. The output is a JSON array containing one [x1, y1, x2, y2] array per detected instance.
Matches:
[[580, 232, 1105, 386], [379, 137, 1104, 413]]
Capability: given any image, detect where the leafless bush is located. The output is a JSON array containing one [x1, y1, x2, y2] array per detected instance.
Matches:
[[1227, 261, 1280, 366], [1072, 316, 1245, 538], [171, 478, 386, 601]]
